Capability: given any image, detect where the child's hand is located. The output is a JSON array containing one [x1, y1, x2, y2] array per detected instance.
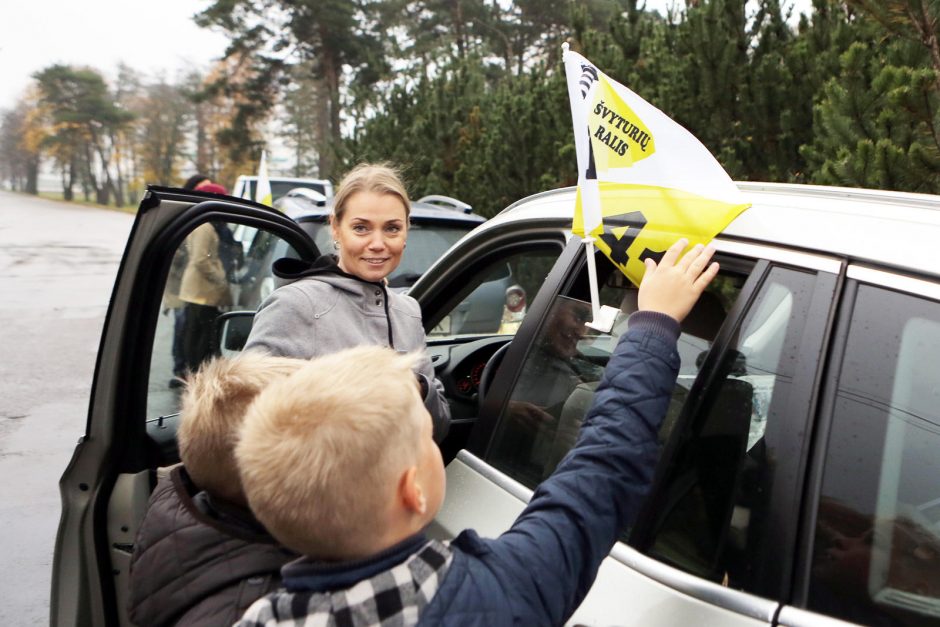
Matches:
[[638, 238, 719, 323]]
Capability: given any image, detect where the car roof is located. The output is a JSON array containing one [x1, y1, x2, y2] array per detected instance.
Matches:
[[236, 175, 331, 184], [277, 196, 487, 226], [476, 182, 940, 278]]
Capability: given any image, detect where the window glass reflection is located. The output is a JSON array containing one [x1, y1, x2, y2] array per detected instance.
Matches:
[[485, 264, 745, 489], [146, 221, 297, 455], [809, 286, 940, 626]]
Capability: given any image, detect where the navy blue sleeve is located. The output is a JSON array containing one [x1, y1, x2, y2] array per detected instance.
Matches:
[[470, 311, 681, 624]]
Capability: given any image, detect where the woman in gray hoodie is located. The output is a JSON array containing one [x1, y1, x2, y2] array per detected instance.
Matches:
[[243, 163, 450, 440]]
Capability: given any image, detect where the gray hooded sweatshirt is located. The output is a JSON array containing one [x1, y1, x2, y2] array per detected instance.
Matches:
[[244, 255, 450, 440]]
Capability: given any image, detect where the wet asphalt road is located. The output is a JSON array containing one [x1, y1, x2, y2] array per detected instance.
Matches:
[[0, 191, 134, 625]]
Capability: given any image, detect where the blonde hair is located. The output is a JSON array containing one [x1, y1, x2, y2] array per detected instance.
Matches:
[[178, 353, 305, 505], [236, 346, 424, 559], [331, 162, 411, 224]]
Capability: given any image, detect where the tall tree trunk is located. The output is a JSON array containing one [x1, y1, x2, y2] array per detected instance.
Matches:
[[92, 129, 121, 206], [102, 167, 119, 206], [315, 21, 343, 180], [25, 157, 39, 195], [315, 73, 334, 179], [62, 158, 75, 201], [111, 132, 126, 207], [195, 102, 208, 173], [84, 139, 100, 202], [451, 0, 466, 58]]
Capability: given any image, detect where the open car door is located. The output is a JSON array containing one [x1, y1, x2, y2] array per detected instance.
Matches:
[[51, 186, 319, 627]]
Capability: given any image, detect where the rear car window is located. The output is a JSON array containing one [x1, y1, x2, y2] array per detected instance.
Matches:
[[808, 285, 940, 626]]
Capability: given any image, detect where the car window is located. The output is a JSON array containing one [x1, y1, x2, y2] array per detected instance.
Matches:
[[483, 256, 749, 488], [271, 180, 327, 199], [302, 221, 473, 289], [243, 180, 328, 202], [427, 248, 561, 339], [146, 220, 299, 447], [807, 285, 940, 626], [641, 267, 816, 587]]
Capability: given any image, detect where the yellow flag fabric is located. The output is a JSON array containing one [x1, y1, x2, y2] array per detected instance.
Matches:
[[564, 48, 750, 285], [573, 183, 748, 285], [256, 150, 273, 207]]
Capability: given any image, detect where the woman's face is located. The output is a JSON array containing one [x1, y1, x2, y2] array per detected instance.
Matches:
[[331, 191, 408, 282]]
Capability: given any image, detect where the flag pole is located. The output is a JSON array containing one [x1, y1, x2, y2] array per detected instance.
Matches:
[[564, 41, 619, 333], [583, 236, 602, 316], [582, 235, 619, 333]]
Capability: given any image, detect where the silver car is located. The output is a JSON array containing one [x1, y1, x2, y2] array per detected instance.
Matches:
[[53, 182, 940, 626]]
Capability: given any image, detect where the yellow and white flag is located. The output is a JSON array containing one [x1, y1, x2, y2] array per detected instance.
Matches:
[[563, 45, 749, 287], [256, 150, 273, 207]]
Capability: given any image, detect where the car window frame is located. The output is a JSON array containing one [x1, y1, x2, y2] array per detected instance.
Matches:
[[52, 188, 318, 627], [460, 233, 843, 604], [791, 263, 940, 623], [629, 258, 840, 600], [465, 235, 584, 455], [109, 199, 319, 472], [409, 218, 572, 337]]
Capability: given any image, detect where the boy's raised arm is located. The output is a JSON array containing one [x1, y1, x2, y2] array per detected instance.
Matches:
[[458, 239, 718, 624]]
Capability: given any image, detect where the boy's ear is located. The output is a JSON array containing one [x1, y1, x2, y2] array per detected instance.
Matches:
[[399, 466, 426, 515]]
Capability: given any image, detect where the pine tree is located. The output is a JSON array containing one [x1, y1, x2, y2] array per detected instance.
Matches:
[[196, 0, 389, 179], [803, 1, 940, 193], [33, 65, 135, 205]]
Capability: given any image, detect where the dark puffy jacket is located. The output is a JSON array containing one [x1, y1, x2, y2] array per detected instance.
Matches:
[[128, 466, 297, 627]]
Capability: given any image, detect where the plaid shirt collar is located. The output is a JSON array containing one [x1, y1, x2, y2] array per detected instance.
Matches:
[[282, 533, 429, 593], [237, 538, 453, 627]]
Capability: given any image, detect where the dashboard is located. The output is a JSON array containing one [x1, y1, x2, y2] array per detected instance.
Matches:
[[426, 335, 513, 420]]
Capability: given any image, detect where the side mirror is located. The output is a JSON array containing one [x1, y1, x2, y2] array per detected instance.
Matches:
[[216, 311, 255, 356]]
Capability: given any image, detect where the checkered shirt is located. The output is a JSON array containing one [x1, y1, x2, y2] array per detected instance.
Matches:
[[235, 539, 453, 627]]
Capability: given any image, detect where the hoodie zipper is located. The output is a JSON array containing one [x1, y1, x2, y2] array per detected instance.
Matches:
[[380, 282, 395, 349]]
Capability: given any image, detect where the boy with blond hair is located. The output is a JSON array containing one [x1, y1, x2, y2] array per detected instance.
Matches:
[[235, 239, 718, 626], [128, 352, 304, 627]]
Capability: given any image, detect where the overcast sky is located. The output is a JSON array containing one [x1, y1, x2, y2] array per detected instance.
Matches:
[[0, 0, 814, 112], [0, 0, 226, 110]]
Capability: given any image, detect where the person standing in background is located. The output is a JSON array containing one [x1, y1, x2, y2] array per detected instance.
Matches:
[[178, 177, 234, 376]]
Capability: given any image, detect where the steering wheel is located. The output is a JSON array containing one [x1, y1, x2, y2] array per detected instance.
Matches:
[[478, 341, 512, 412]]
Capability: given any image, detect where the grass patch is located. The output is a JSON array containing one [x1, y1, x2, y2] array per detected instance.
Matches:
[[35, 191, 138, 214]]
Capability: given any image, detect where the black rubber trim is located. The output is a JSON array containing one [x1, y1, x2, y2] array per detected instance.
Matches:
[[789, 277, 856, 609], [468, 236, 585, 456], [747, 266, 840, 599], [629, 259, 770, 549]]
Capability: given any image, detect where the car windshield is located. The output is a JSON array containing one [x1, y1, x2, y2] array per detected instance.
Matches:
[[306, 221, 472, 287], [244, 180, 328, 202]]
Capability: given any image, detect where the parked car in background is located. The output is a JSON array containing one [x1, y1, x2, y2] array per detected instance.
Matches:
[[230, 192, 526, 336], [53, 182, 940, 627], [231, 175, 334, 204]]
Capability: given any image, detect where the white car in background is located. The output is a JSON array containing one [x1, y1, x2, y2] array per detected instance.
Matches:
[[231, 175, 334, 204]]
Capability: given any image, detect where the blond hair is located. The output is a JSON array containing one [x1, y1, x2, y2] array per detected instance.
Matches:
[[331, 162, 411, 224], [178, 353, 305, 505], [236, 346, 424, 559]]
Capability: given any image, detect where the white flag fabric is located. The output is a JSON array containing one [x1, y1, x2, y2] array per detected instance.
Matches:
[[256, 150, 273, 207], [563, 45, 750, 285]]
